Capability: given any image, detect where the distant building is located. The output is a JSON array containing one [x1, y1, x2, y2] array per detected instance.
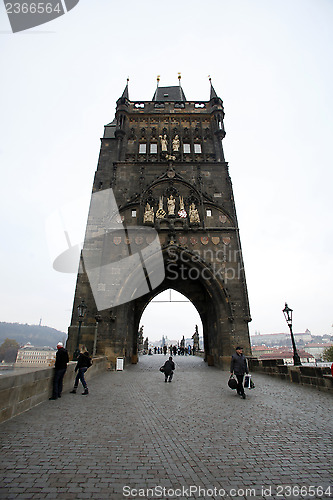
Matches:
[[251, 330, 313, 347], [15, 343, 56, 367], [303, 342, 333, 360], [252, 346, 315, 364]]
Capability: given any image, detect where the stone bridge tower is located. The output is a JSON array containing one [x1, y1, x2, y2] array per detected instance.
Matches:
[[67, 77, 252, 369]]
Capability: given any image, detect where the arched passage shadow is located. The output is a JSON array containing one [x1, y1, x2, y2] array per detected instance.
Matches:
[[129, 245, 235, 366]]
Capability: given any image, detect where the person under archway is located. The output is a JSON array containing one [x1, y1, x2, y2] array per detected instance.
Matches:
[[230, 346, 248, 399], [162, 356, 175, 383]]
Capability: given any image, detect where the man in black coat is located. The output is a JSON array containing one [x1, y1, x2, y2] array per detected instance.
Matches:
[[49, 342, 69, 400], [70, 347, 92, 395], [163, 356, 175, 383], [230, 346, 248, 399]]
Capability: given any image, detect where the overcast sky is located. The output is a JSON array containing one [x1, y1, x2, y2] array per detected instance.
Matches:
[[1, 0, 332, 343]]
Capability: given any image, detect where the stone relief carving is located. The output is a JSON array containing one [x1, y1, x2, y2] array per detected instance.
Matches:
[[159, 134, 168, 152], [172, 135, 180, 152], [189, 203, 200, 224], [167, 195, 176, 216], [143, 203, 154, 224], [156, 196, 166, 219], [178, 196, 187, 218]]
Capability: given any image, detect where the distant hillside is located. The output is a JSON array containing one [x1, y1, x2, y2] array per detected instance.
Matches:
[[0, 322, 67, 347]]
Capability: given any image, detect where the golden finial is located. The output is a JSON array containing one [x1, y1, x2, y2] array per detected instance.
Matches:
[[208, 75, 212, 83], [178, 72, 181, 80], [157, 75, 160, 85]]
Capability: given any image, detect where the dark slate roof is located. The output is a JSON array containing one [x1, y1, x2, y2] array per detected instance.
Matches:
[[104, 118, 117, 139], [121, 81, 129, 99], [210, 82, 218, 100], [152, 86, 186, 102]]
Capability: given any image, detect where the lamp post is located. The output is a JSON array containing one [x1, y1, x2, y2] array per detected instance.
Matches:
[[282, 302, 302, 366], [73, 300, 87, 361], [93, 315, 102, 357]]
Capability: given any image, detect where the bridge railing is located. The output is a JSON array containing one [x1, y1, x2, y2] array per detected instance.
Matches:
[[0, 357, 108, 424], [248, 358, 333, 393]]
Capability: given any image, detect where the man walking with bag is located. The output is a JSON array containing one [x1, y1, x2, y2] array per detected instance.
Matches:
[[162, 356, 175, 383], [230, 346, 248, 399]]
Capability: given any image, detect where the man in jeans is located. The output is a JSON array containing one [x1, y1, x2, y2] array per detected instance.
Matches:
[[49, 342, 69, 400], [70, 346, 92, 395], [230, 346, 248, 399]]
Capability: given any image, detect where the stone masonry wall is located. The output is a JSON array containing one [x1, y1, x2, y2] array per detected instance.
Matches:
[[0, 357, 108, 424]]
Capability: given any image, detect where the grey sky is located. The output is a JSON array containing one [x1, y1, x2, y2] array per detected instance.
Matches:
[[0, 0, 332, 343]]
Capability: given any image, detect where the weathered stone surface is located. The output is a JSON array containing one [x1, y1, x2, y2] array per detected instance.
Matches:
[[0, 357, 108, 423], [67, 84, 252, 366]]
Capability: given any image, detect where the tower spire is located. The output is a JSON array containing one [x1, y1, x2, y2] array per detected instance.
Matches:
[[208, 75, 218, 99], [121, 78, 129, 100]]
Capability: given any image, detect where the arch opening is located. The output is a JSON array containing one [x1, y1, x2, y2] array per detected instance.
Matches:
[[139, 288, 204, 353]]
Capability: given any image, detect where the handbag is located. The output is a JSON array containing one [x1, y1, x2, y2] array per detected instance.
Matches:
[[244, 374, 255, 389], [228, 375, 237, 390], [159, 366, 165, 373]]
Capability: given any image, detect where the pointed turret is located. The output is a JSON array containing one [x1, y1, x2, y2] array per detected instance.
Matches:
[[209, 76, 218, 100], [120, 78, 129, 100]]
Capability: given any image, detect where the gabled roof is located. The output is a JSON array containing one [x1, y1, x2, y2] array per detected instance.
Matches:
[[152, 85, 186, 102]]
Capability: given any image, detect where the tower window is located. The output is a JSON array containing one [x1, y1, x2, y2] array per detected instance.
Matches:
[[194, 143, 202, 154], [139, 143, 146, 154], [183, 143, 191, 154], [132, 210, 137, 217], [206, 209, 212, 217], [150, 143, 157, 154]]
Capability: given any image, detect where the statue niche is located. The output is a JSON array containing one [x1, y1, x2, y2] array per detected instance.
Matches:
[[189, 203, 200, 224], [167, 195, 176, 216], [143, 203, 154, 224]]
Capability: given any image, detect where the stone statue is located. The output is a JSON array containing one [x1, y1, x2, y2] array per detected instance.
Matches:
[[143, 203, 154, 224], [172, 135, 180, 152], [192, 325, 199, 353], [189, 203, 200, 224], [144, 337, 149, 352], [156, 196, 166, 219], [138, 326, 144, 351], [167, 195, 176, 216], [159, 134, 168, 152]]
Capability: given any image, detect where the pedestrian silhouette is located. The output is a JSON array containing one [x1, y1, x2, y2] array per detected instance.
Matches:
[[162, 356, 175, 383]]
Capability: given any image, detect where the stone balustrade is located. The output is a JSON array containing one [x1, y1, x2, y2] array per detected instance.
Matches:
[[0, 357, 108, 423], [248, 358, 333, 393]]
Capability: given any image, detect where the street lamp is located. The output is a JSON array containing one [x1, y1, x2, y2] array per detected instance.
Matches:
[[282, 302, 302, 366], [73, 300, 87, 360], [93, 314, 102, 357]]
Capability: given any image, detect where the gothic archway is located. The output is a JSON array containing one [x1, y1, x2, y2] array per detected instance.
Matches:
[[130, 245, 236, 368]]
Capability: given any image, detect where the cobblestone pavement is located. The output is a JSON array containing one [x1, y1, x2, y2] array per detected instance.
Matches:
[[0, 355, 332, 500]]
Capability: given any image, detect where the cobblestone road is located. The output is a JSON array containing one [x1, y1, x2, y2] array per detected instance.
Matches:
[[0, 355, 332, 500]]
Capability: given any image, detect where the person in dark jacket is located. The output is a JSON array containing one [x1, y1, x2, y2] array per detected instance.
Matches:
[[230, 346, 248, 399], [70, 346, 92, 395], [163, 356, 175, 382], [49, 342, 69, 400]]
